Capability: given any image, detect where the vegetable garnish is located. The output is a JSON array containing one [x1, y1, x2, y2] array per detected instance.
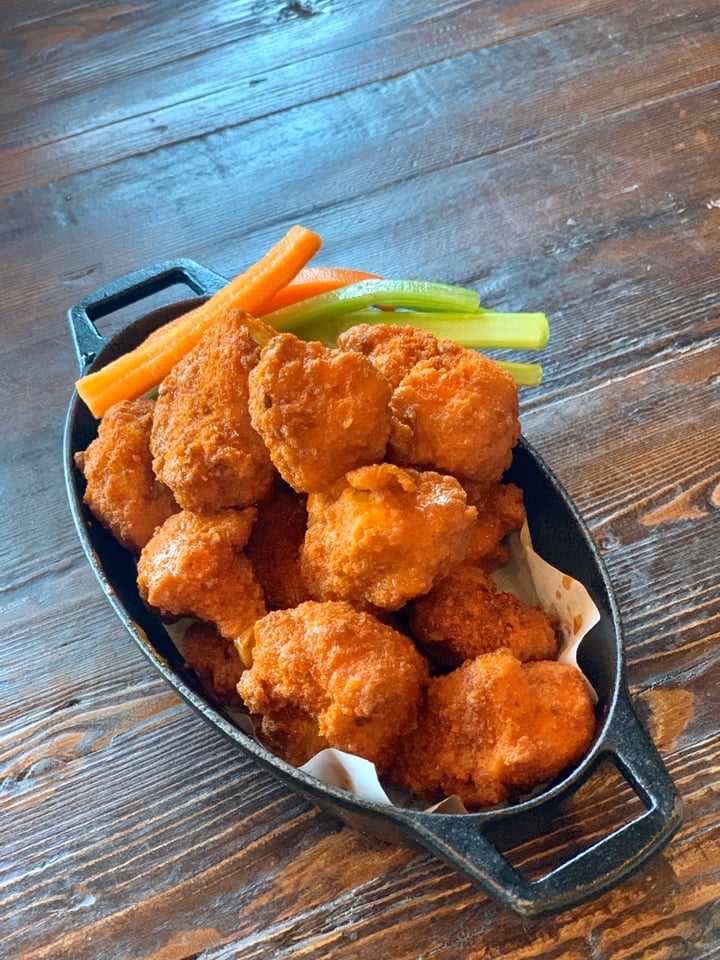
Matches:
[[270, 307, 548, 351], [262, 279, 550, 382], [75, 229, 551, 418], [260, 266, 381, 312], [494, 361, 544, 387], [75, 225, 322, 419], [264, 279, 482, 332]]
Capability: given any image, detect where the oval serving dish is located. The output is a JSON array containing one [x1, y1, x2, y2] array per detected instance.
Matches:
[[63, 258, 682, 917]]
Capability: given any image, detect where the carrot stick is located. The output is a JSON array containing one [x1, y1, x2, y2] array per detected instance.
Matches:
[[260, 266, 380, 312], [76, 225, 322, 418], [141, 264, 376, 358]]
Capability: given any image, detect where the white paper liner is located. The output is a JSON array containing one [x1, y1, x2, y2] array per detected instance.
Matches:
[[497, 522, 600, 671], [167, 520, 600, 813]]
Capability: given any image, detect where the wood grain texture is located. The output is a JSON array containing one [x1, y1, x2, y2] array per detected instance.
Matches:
[[1, 0, 718, 957]]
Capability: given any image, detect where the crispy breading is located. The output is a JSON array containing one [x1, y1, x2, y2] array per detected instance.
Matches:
[[389, 649, 596, 809], [245, 482, 311, 611], [254, 709, 328, 769], [463, 481, 526, 570], [182, 620, 245, 706], [150, 308, 276, 513], [336, 322, 463, 389], [388, 350, 520, 488], [76, 397, 178, 554], [237, 600, 429, 772], [301, 463, 477, 611], [137, 508, 266, 640], [407, 563, 559, 667], [247, 333, 393, 493]]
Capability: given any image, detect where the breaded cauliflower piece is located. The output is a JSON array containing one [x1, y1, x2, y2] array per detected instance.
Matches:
[[336, 323, 462, 389], [254, 709, 329, 768], [407, 563, 559, 667], [388, 350, 521, 488], [245, 482, 311, 611], [182, 621, 245, 706], [237, 600, 429, 772], [463, 481, 526, 570], [301, 463, 477, 611], [137, 508, 266, 640], [76, 397, 178, 554], [247, 333, 393, 493], [389, 649, 596, 809], [150, 308, 276, 513]]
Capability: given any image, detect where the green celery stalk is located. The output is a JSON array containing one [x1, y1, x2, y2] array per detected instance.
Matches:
[[264, 279, 481, 333], [261, 278, 549, 387], [496, 361, 544, 386], [402, 312, 549, 350], [289, 308, 549, 350]]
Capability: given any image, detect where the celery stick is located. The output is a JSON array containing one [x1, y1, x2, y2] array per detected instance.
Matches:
[[496, 361, 544, 386], [262, 278, 548, 387], [264, 279, 481, 332], [404, 312, 550, 349], [291, 309, 549, 350]]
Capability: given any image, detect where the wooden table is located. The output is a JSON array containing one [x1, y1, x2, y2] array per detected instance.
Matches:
[[2, 1, 718, 956]]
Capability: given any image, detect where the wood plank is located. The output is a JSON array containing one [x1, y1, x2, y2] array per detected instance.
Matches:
[[1, 726, 716, 960], [2, 0, 717, 953], [1, 76, 716, 323], [1, 0, 717, 194]]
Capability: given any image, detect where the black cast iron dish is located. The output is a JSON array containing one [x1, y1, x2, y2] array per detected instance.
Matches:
[[63, 258, 683, 917]]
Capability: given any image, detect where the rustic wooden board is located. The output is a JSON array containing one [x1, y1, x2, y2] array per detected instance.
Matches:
[[1, 0, 718, 956]]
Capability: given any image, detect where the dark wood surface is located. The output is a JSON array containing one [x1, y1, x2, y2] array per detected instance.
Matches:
[[2, 1, 718, 957]]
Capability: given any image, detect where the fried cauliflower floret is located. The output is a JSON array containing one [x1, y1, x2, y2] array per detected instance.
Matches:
[[75, 398, 178, 554], [337, 323, 463, 389], [388, 350, 521, 488], [245, 482, 311, 611], [137, 508, 266, 640], [389, 650, 596, 809], [407, 563, 559, 667], [247, 333, 393, 493], [301, 463, 477, 611], [150, 308, 276, 513], [182, 621, 245, 706], [237, 600, 429, 772], [255, 709, 329, 768], [463, 481, 527, 570]]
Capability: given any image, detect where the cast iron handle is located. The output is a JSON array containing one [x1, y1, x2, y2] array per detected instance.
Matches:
[[68, 258, 227, 372], [407, 690, 682, 917]]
